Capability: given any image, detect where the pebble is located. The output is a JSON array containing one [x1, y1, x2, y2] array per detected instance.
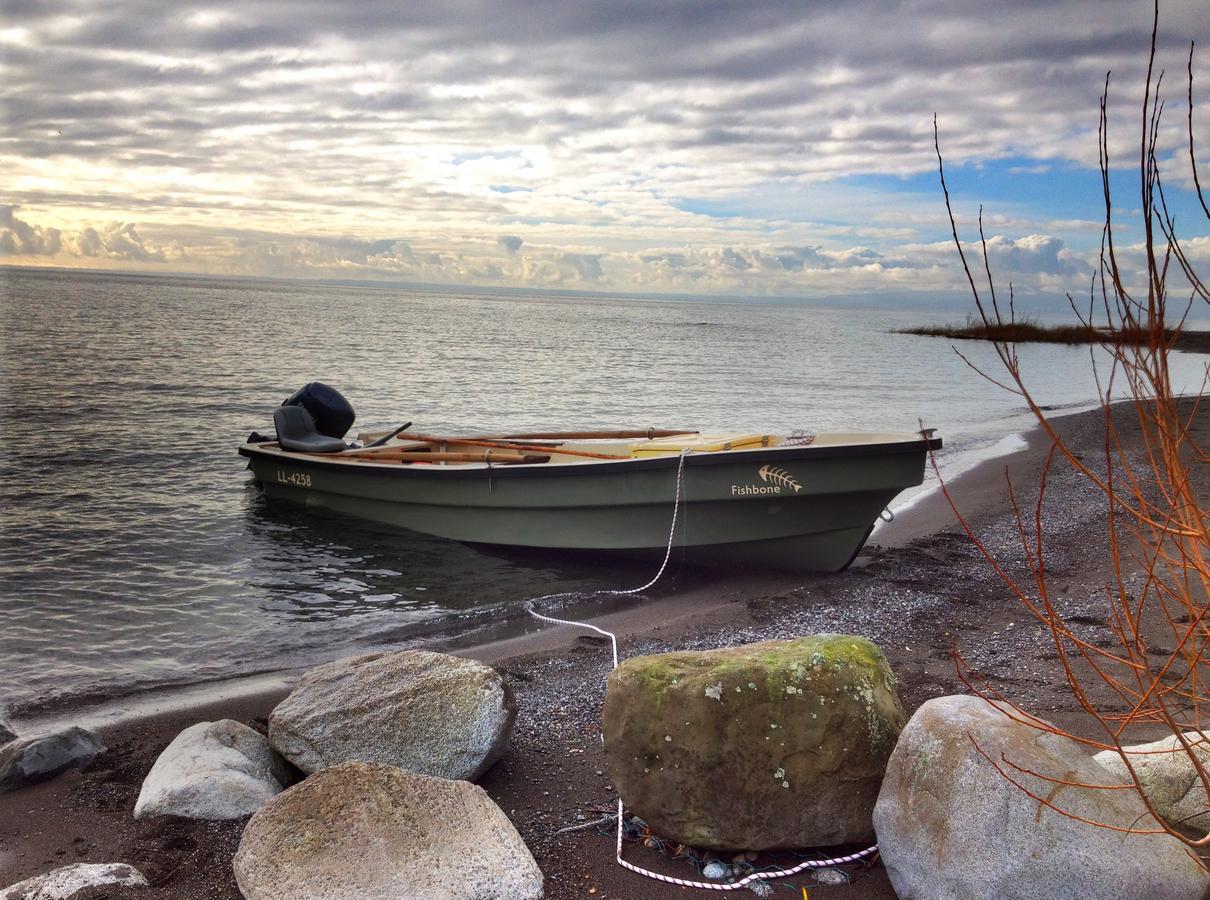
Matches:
[[702, 860, 730, 880], [814, 866, 851, 885]]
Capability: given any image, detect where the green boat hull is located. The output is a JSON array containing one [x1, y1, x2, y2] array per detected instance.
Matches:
[[240, 436, 939, 572]]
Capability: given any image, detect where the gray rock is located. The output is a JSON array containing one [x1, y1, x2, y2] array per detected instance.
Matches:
[[602, 634, 905, 850], [268, 650, 515, 781], [134, 719, 293, 820], [0, 862, 147, 899], [0, 727, 105, 793], [233, 760, 543, 900], [873, 695, 1209, 900], [0, 717, 17, 746], [1095, 732, 1210, 836]]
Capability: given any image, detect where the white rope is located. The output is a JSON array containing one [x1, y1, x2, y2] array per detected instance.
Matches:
[[524, 448, 880, 891], [614, 810, 878, 892], [524, 448, 690, 668]]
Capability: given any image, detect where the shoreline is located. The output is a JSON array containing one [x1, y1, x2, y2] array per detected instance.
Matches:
[[6, 406, 1055, 733], [3, 397, 1204, 898]]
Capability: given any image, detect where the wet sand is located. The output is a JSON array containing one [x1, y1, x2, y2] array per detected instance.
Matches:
[[2, 398, 1204, 899]]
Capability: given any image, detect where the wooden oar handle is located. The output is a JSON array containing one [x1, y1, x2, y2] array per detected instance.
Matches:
[[475, 428, 698, 440]]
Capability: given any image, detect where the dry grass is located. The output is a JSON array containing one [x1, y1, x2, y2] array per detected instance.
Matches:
[[899, 318, 1210, 351]]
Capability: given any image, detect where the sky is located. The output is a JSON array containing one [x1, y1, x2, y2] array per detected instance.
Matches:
[[1, 0, 1208, 301]]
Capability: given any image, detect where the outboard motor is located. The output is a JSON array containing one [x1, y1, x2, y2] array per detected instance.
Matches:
[[281, 382, 356, 438]]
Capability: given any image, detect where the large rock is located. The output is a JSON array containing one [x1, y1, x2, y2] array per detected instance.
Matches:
[[0, 863, 147, 899], [602, 634, 905, 850], [134, 719, 293, 820], [0, 727, 105, 793], [1095, 732, 1210, 836], [0, 717, 16, 746], [268, 650, 515, 781], [233, 760, 543, 900], [873, 695, 1209, 900]]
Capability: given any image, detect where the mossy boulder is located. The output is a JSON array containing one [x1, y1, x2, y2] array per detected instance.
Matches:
[[602, 634, 905, 850]]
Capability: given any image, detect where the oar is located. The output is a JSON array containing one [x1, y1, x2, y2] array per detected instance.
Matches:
[[474, 428, 698, 441], [404, 432, 629, 460], [364, 421, 412, 448], [341, 450, 542, 464]]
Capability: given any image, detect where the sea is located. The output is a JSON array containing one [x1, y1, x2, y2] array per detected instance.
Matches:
[[2, 265, 1207, 719]]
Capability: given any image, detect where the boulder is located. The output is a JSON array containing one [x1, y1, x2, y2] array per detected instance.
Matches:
[[268, 650, 515, 781], [602, 634, 906, 850], [873, 695, 1209, 900], [0, 727, 105, 793], [233, 760, 543, 900], [0, 717, 16, 746], [0, 862, 147, 899], [134, 719, 293, 820], [1095, 732, 1210, 836]]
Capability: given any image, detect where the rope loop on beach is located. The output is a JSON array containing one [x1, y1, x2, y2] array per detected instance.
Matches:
[[524, 448, 881, 892]]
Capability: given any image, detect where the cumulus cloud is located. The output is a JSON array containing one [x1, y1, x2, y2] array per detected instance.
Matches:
[[634, 243, 916, 284], [73, 227, 104, 257], [497, 235, 523, 254], [560, 252, 603, 281], [982, 234, 1090, 277], [0, 206, 61, 256], [99, 223, 165, 261], [0, 197, 1121, 298], [0, 208, 177, 262]]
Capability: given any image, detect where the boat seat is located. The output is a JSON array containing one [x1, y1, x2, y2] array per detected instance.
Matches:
[[273, 405, 348, 454]]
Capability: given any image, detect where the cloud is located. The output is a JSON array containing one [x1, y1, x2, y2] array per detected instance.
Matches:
[[0, 206, 61, 256], [0, 1, 1205, 295], [634, 243, 915, 283], [0, 197, 1124, 299], [752, 246, 835, 272], [73, 227, 104, 257], [559, 252, 603, 281], [0, 207, 176, 262], [98, 223, 165, 261], [983, 234, 1090, 277]]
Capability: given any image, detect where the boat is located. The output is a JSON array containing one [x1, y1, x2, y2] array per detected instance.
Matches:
[[239, 383, 941, 572]]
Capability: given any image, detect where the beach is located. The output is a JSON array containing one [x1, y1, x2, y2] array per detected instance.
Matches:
[[1, 397, 1205, 899], [5, 1, 1210, 894]]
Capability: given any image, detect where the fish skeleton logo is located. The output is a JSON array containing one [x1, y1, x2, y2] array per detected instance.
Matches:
[[758, 465, 802, 493]]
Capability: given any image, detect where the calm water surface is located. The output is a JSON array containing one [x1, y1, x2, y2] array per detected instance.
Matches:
[[2, 267, 1206, 713]]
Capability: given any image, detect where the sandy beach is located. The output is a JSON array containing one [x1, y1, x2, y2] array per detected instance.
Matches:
[[2, 398, 1205, 899]]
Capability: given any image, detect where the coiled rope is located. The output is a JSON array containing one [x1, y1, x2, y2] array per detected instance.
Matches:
[[525, 449, 879, 891]]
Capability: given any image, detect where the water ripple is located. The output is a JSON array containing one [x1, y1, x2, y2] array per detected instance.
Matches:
[[3, 267, 1207, 712]]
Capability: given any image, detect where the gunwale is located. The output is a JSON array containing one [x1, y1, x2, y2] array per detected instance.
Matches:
[[238, 433, 942, 479]]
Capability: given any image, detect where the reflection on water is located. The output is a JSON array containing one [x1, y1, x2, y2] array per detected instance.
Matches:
[[242, 491, 619, 624], [2, 265, 1207, 712]]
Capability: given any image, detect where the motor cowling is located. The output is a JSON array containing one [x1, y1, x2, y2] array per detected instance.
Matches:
[[281, 382, 356, 438]]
